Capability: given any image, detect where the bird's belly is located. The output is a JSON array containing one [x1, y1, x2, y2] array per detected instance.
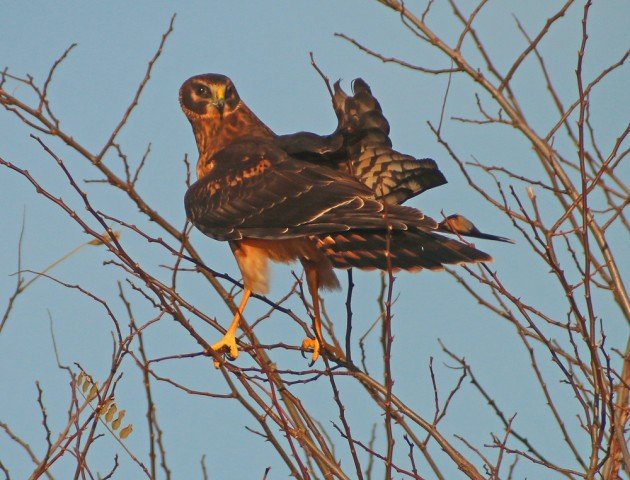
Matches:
[[237, 237, 322, 263], [230, 238, 338, 294]]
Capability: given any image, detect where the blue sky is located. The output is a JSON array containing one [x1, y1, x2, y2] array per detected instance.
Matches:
[[1, 2, 628, 479]]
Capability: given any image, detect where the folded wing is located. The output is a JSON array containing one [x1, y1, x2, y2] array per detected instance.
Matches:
[[185, 138, 491, 268]]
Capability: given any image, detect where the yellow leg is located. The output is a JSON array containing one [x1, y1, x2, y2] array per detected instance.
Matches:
[[301, 265, 323, 362], [211, 289, 251, 366]]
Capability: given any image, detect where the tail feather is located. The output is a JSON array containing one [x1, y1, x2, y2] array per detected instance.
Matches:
[[437, 214, 514, 244], [316, 229, 492, 272]]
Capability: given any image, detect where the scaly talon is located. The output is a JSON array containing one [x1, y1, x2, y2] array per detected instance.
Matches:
[[209, 289, 252, 368], [301, 262, 324, 364], [209, 333, 240, 368], [212, 333, 239, 359], [301, 337, 320, 362]]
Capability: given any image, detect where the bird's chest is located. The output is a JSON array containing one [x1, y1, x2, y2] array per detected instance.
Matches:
[[194, 119, 246, 179]]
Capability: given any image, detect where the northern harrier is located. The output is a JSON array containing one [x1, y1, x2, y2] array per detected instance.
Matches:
[[180, 73, 509, 363]]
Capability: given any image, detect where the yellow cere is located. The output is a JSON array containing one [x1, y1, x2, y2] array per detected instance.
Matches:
[[214, 85, 225, 101]]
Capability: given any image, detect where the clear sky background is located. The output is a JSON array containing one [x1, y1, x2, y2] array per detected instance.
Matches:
[[1, 1, 628, 479]]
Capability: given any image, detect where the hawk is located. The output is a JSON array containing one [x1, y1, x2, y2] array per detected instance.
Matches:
[[180, 73, 509, 363]]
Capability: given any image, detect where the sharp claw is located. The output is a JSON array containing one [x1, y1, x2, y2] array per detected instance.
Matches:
[[301, 337, 320, 363], [227, 343, 239, 360], [210, 333, 239, 368]]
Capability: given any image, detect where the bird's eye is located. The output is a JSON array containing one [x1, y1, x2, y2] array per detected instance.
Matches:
[[225, 85, 234, 97], [194, 85, 209, 96]]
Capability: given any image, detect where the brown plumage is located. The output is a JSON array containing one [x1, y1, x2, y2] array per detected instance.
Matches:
[[277, 78, 448, 204], [180, 73, 507, 363]]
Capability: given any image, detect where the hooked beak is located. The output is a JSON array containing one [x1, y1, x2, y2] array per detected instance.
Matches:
[[213, 86, 225, 116], [214, 98, 225, 116]]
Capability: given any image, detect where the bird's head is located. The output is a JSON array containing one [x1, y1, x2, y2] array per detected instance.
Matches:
[[179, 73, 241, 120]]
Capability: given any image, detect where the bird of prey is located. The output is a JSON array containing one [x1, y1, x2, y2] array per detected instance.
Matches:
[[180, 73, 509, 363]]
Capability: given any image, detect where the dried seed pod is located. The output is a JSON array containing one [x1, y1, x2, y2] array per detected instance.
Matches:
[[82, 378, 91, 393], [112, 410, 126, 430], [105, 404, 118, 422], [119, 424, 133, 439], [87, 383, 99, 402], [99, 397, 114, 415]]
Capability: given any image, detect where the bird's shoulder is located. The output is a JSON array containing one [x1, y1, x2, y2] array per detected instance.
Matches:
[[211, 137, 285, 170], [199, 136, 374, 196]]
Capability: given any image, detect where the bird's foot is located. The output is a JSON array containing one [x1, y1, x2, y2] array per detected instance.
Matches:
[[301, 337, 321, 363], [209, 333, 239, 368]]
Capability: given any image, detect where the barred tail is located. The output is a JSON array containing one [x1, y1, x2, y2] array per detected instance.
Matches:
[[317, 229, 492, 271]]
